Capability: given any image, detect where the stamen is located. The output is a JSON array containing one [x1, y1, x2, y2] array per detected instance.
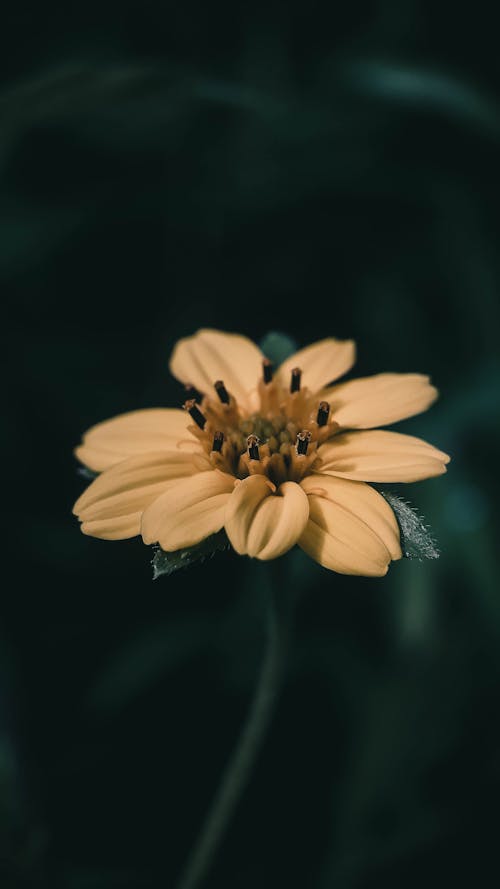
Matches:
[[296, 430, 312, 455], [263, 358, 273, 384], [247, 434, 260, 460], [184, 382, 202, 402], [214, 380, 230, 404], [290, 367, 302, 393], [317, 401, 330, 427], [212, 431, 224, 452], [183, 398, 207, 430]]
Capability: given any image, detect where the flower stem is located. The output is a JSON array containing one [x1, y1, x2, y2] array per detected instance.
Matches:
[[174, 562, 295, 889]]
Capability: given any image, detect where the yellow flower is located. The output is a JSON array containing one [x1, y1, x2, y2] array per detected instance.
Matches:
[[73, 329, 449, 576]]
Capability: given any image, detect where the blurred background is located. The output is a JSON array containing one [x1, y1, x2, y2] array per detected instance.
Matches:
[[2, 2, 500, 887]]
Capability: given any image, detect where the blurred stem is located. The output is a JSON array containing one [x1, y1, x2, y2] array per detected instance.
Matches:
[[174, 559, 295, 889]]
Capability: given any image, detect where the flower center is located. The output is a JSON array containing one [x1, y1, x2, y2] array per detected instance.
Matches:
[[182, 360, 338, 485], [238, 413, 294, 454]]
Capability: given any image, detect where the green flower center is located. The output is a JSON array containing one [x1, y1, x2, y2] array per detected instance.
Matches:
[[233, 413, 295, 457]]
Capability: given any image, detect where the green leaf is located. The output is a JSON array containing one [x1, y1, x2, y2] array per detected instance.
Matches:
[[259, 331, 298, 364], [380, 492, 440, 560], [77, 466, 98, 480], [151, 530, 230, 579]]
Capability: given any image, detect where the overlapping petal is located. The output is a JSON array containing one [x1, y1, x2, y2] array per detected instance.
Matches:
[[315, 430, 449, 482], [320, 373, 438, 429], [141, 469, 235, 551], [225, 475, 310, 560], [73, 450, 208, 540], [301, 473, 401, 558], [75, 408, 197, 472], [299, 474, 401, 575], [169, 328, 264, 411], [79, 513, 146, 541], [276, 337, 356, 393]]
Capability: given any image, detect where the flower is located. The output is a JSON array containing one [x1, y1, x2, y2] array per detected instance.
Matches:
[[73, 329, 449, 576]]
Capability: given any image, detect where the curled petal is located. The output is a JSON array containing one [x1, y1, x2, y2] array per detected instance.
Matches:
[[141, 470, 235, 551], [299, 476, 400, 575], [225, 476, 310, 560], [301, 473, 401, 561], [276, 337, 356, 393], [169, 328, 264, 411], [315, 430, 450, 483], [75, 408, 197, 472], [321, 373, 438, 429]]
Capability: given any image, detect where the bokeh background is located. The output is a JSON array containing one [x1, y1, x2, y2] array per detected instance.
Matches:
[[3, 2, 500, 887]]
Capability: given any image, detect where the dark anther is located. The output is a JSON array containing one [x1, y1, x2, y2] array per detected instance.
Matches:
[[184, 382, 202, 402], [212, 431, 224, 453], [247, 435, 260, 460], [183, 398, 207, 430], [214, 380, 230, 404], [317, 401, 330, 427], [290, 367, 302, 393], [263, 359, 273, 384], [296, 430, 312, 456]]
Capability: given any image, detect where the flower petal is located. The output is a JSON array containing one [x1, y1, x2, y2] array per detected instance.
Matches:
[[301, 473, 402, 561], [276, 337, 356, 393], [78, 482, 178, 523], [81, 513, 144, 540], [315, 430, 450, 482], [299, 476, 399, 575], [141, 470, 235, 551], [73, 450, 208, 540], [321, 373, 438, 429], [75, 408, 197, 472], [225, 476, 310, 560], [169, 328, 264, 411], [73, 451, 209, 515]]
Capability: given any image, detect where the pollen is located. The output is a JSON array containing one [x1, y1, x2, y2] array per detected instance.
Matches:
[[182, 366, 337, 485]]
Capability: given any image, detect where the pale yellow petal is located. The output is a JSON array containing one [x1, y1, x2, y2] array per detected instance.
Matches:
[[224, 476, 274, 555], [320, 373, 438, 429], [298, 480, 396, 575], [81, 513, 143, 540], [276, 337, 356, 393], [169, 328, 263, 410], [315, 430, 450, 482], [141, 470, 235, 551], [301, 473, 401, 560], [225, 476, 310, 560], [75, 408, 197, 472], [73, 450, 209, 515], [77, 482, 177, 524], [73, 450, 207, 541]]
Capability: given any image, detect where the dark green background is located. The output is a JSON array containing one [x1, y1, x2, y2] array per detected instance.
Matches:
[[3, 3, 500, 887]]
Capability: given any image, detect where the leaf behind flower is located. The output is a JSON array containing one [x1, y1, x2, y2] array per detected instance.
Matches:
[[151, 530, 230, 579], [381, 492, 440, 560], [259, 331, 298, 364]]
